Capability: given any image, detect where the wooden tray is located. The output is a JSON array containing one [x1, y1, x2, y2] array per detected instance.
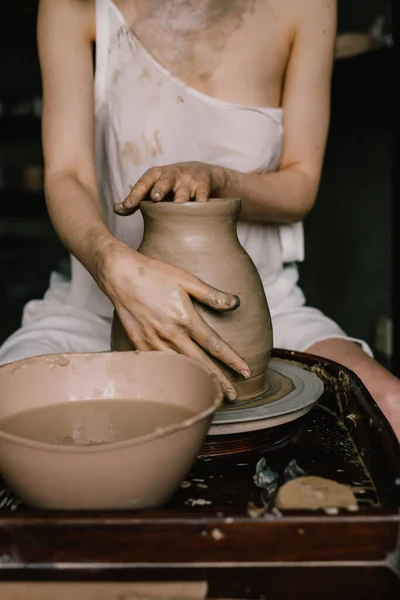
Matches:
[[0, 349, 399, 599]]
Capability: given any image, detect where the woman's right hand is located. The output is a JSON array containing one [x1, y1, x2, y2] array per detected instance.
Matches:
[[95, 241, 251, 400]]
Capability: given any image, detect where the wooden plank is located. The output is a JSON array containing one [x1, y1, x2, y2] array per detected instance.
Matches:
[[0, 514, 398, 565]]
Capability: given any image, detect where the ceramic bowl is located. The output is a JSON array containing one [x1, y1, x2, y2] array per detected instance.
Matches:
[[0, 351, 222, 510]]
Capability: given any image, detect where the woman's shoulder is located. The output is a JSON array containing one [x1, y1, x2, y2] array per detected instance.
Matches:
[[264, 0, 336, 35], [38, 0, 97, 42]]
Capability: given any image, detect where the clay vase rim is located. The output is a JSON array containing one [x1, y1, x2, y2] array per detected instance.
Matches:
[[140, 197, 241, 216], [0, 351, 223, 455]]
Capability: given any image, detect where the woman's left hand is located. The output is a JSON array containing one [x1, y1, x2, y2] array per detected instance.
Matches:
[[114, 161, 234, 215]]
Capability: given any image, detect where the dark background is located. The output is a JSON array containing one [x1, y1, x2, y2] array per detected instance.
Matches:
[[0, 1, 394, 367]]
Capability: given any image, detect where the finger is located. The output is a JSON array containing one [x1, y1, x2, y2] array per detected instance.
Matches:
[[173, 185, 192, 203], [116, 308, 153, 350], [187, 311, 251, 379], [141, 326, 177, 352], [172, 332, 238, 400], [114, 169, 161, 215], [194, 182, 210, 202], [150, 174, 175, 201], [120, 309, 178, 353], [172, 269, 240, 312]]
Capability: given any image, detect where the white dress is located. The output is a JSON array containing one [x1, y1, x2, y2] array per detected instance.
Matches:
[[0, 0, 370, 364]]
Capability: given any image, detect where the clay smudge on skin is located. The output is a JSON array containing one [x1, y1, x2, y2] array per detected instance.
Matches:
[[130, 0, 258, 89], [144, 0, 257, 36]]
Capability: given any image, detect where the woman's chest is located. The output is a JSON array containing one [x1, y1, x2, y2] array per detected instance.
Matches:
[[113, 0, 292, 107]]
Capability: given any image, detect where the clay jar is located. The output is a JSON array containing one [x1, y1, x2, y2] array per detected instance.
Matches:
[[111, 198, 273, 402]]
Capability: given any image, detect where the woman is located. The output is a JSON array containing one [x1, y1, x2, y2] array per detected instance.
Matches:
[[1, 0, 399, 438]]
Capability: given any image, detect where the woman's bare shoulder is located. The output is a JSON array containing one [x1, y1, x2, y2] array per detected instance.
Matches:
[[266, 0, 336, 35], [286, 0, 336, 32], [38, 0, 96, 42]]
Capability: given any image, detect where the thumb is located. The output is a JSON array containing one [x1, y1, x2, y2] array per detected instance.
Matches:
[[113, 198, 140, 216], [113, 188, 142, 216], [177, 271, 240, 312]]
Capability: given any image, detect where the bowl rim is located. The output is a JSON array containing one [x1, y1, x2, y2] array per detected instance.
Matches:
[[0, 351, 223, 454]]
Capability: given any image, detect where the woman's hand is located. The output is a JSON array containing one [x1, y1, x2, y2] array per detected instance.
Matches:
[[114, 162, 236, 215], [96, 241, 251, 400]]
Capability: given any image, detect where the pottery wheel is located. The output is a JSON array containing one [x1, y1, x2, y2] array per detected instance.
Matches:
[[208, 359, 324, 436]]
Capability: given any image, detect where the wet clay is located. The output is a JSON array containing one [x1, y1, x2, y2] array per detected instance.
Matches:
[[275, 476, 358, 511], [111, 199, 273, 401]]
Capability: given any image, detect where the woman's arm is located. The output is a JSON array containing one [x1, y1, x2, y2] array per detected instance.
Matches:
[[221, 0, 337, 224], [37, 0, 250, 399], [38, 0, 114, 279]]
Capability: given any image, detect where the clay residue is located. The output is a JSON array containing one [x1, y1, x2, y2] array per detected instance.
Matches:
[[11, 354, 72, 373], [199, 71, 211, 83], [185, 498, 212, 506], [10, 362, 28, 374], [121, 130, 163, 168], [275, 476, 358, 512], [310, 364, 354, 420], [143, 0, 257, 43], [108, 25, 127, 55], [112, 69, 121, 84], [122, 142, 142, 167], [150, 129, 163, 156], [247, 501, 265, 518], [131, 0, 257, 90], [45, 355, 72, 369], [211, 528, 225, 541]]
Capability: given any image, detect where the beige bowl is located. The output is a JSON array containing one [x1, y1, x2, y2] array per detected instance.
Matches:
[[0, 351, 222, 510]]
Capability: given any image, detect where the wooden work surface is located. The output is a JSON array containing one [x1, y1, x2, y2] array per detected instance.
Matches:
[[0, 349, 399, 599]]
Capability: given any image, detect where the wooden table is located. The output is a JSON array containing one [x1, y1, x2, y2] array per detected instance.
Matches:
[[0, 349, 399, 599]]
